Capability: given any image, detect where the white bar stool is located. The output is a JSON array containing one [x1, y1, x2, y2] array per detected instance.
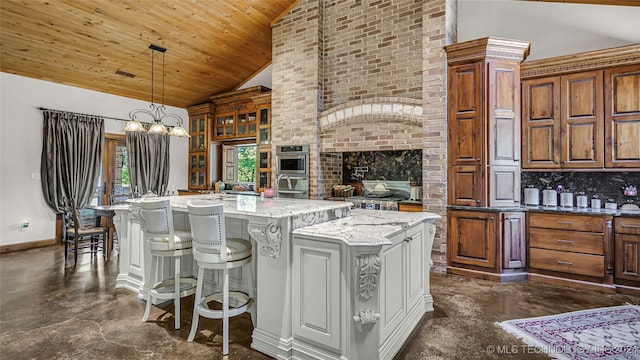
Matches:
[[140, 198, 197, 330], [186, 199, 254, 356]]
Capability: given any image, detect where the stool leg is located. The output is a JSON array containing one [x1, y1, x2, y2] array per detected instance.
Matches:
[[142, 254, 157, 323], [188, 266, 205, 342], [245, 263, 256, 327], [174, 256, 181, 330], [223, 267, 229, 356]]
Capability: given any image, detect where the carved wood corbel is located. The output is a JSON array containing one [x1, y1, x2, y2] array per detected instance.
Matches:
[[354, 252, 381, 300], [248, 221, 282, 258]]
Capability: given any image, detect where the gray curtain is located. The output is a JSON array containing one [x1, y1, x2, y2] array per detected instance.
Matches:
[[40, 110, 104, 214], [126, 131, 170, 196]]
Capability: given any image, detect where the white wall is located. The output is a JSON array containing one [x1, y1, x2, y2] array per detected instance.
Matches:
[[458, 0, 640, 61], [0, 72, 189, 247]]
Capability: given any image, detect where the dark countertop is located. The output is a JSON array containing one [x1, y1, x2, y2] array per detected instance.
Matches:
[[448, 204, 640, 217]]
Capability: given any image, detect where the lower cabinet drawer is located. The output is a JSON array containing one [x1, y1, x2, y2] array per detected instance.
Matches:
[[529, 248, 604, 278], [529, 228, 604, 255]]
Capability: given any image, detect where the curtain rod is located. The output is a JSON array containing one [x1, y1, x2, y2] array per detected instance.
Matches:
[[38, 107, 135, 124]]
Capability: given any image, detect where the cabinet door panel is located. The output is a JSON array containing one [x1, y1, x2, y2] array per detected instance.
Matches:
[[449, 166, 483, 206], [448, 210, 496, 269], [616, 234, 640, 282], [561, 71, 604, 168], [605, 65, 640, 168], [292, 239, 341, 351], [489, 61, 520, 166], [448, 63, 482, 166], [405, 226, 424, 308], [502, 212, 525, 269], [380, 240, 405, 341], [522, 77, 561, 169]]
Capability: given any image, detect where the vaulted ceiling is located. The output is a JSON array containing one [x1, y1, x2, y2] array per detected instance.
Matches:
[[1, 0, 637, 109], [0, 0, 297, 108]]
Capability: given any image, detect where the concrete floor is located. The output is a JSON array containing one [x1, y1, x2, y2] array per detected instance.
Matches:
[[1, 245, 638, 360]]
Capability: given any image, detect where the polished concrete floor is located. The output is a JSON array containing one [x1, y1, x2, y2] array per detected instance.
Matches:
[[1, 245, 638, 360]]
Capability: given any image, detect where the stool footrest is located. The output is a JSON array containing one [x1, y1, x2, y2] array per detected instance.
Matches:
[[150, 277, 197, 299], [196, 291, 253, 319]]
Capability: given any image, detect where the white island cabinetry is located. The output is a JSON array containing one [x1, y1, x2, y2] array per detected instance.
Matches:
[[291, 209, 440, 360], [113, 196, 439, 360]]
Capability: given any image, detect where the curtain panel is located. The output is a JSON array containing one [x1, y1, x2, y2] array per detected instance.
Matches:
[[40, 110, 104, 214], [126, 132, 170, 196]]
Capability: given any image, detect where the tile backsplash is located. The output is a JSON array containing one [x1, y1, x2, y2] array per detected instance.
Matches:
[[521, 172, 639, 207], [342, 150, 422, 184]]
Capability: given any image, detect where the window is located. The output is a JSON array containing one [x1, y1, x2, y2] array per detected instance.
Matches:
[[237, 145, 256, 182], [222, 143, 256, 188]]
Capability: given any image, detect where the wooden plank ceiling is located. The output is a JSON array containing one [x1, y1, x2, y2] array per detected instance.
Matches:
[[1, 0, 636, 109], [0, 0, 297, 108]]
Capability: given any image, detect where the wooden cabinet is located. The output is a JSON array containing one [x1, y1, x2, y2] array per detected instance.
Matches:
[[447, 209, 526, 282], [615, 217, 640, 294], [605, 65, 640, 168], [210, 86, 269, 141], [521, 45, 640, 170], [186, 103, 215, 190], [253, 93, 272, 192], [527, 212, 614, 292], [398, 203, 423, 212], [445, 37, 529, 207], [522, 71, 604, 169]]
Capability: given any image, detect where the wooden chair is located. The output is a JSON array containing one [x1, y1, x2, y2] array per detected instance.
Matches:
[[63, 206, 107, 265], [186, 199, 254, 355]]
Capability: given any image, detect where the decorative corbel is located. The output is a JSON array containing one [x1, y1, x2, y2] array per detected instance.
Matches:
[[354, 253, 381, 300], [248, 221, 282, 258]]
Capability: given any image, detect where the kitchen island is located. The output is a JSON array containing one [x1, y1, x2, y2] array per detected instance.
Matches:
[[112, 195, 439, 360]]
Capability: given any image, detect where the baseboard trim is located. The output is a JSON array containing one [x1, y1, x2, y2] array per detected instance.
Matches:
[[528, 273, 617, 294], [0, 238, 57, 254], [447, 266, 528, 283]]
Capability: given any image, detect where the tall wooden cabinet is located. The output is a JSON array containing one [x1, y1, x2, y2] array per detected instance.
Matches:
[[210, 86, 270, 141], [445, 37, 530, 282], [521, 46, 640, 170], [446, 38, 530, 208], [186, 103, 215, 190], [253, 92, 272, 192]]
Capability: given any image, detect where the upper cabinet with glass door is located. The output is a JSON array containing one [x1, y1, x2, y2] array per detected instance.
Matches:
[[210, 86, 269, 141], [186, 103, 215, 190]]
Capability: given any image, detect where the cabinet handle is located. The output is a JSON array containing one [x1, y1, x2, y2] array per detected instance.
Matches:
[[556, 239, 573, 244], [621, 225, 640, 229], [475, 158, 480, 161], [490, 217, 495, 220], [557, 261, 573, 266], [404, 236, 413, 243], [476, 199, 481, 204], [557, 221, 573, 225]]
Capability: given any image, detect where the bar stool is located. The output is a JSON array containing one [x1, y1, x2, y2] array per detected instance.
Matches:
[[186, 199, 254, 356], [140, 197, 197, 330]]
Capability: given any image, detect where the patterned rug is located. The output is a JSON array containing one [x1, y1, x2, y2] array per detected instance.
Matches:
[[497, 305, 640, 360]]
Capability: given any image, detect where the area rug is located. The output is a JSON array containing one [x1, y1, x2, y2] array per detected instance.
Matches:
[[497, 305, 640, 360]]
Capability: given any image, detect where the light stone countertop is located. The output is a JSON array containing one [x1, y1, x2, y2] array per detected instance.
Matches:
[[292, 208, 441, 247]]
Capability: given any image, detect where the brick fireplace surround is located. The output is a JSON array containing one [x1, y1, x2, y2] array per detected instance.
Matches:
[[270, 0, 456, 271]]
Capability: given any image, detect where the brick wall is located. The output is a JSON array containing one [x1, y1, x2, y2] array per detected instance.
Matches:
[[271, 1, 323, 197], [422, 0, 455, 272], [272, 0, 454, 272], [322, 0, 423, 108]]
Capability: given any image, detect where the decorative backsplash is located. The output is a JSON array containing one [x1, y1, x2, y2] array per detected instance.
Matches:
[[342, 150, 422, 184], [521, 172, 639, 207]]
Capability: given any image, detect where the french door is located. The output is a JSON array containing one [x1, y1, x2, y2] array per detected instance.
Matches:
[[95, 134, 130, 205]]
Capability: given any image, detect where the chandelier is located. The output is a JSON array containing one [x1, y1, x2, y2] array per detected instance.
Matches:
[[123, 44, 189, 137]]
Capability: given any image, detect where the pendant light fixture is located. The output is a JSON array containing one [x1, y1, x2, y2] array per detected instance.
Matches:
[[123, 44, 190, 137]]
